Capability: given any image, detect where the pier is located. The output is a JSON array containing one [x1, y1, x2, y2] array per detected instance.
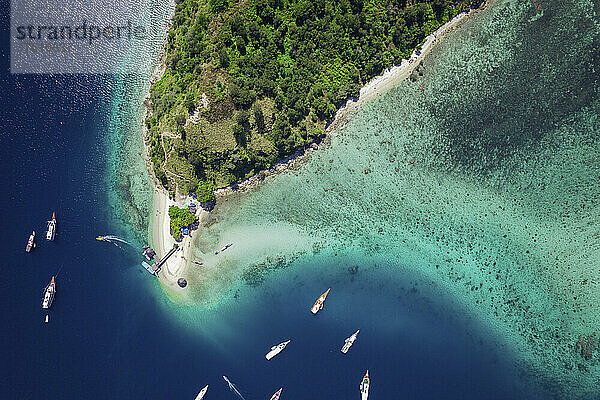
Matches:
[[154, 244, 180, 271], [141, 244, 179, 276]]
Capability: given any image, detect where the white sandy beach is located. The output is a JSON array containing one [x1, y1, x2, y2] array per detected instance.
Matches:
[[152, 187, 207, 288], [150, 6, 481, 287]]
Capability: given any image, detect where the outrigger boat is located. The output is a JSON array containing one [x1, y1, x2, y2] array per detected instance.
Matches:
[[311, 288, 331, 314], [42, 276, 56, 309], [341, 329, 360, 354], [46, 212, 56, 241], [194, 384, 208, 400], [214, 243, 233, 255], [360, 370, 370, 400], [26, 231, 36, 252], [270, 388, 282, 400], [265, 340, 290, 360]]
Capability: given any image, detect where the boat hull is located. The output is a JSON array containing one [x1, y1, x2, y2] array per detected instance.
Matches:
[[265, 340, 290, 360], [360, 370, 370, 400], [42, 277, 56, 309], [311, 288, 331, 314], [26, 231, 35, 252], [270, 388, 282, 400], [194, 385, 208, 400], [46, 213, 56, 240]]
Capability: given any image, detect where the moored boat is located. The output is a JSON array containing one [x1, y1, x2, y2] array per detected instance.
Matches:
[[46, 212, 56, 241], [214, 243, 233, 255], [311, 288, 331, 314], [265, 340, 290, 360], [26, 231, 36, 252], [270, 388, 282, 400], [42, 276, 56, 309], [360, 370, 370, 400], [194, 384, 208, 400], [341, 329, 360, 354]]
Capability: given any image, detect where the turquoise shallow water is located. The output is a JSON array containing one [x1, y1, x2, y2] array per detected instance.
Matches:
[[156, 0, 600, 397]]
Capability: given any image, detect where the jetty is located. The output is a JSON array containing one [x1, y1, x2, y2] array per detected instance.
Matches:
[[140, 244, 179, 276]]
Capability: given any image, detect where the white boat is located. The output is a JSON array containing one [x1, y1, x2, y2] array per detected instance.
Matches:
[[265, 340, 290, 360], [311, 288, 331, 314], [270, 388, 282, 400], [194, 384, 208, 400], [26, 231, 36, 252], [46, 212, 56, 241], [44, 314, 49, 323], [42, 276, 56, 309], [360, 370, 370, 400], [341, 329, 360, 354]]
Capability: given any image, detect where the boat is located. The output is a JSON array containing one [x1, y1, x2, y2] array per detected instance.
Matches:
[[193, 260, 203, 265], [360, 370, 370, 400], [341, 329, 360, 354], [214, 243, 233, 255], [44, 314, 49, 323], [141, 261, 157, 276], [270, 388, 282, 400], [311, 288, 331, 314], [194, 385, 208, 400], [265, 340, 291, 360], [26, 231, 36, 252], [46, 212, 56, 240], [96, 236, 106, 241], [222, 376, 243, 397], [42, 276, 56, 309]]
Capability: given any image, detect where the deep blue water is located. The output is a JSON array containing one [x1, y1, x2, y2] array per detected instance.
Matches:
[[0, 16, 543, 400]]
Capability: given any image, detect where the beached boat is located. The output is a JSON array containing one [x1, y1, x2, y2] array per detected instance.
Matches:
[[311, 288, 331, 314], [265, 340, 290, 360], [26, 231, 35, 252], [42, 276, 56, 309], [360, 370, 370, 400], [270, 388, 282, 400], [194, 384, 208, 400], [341, 329, 360, 354], [46, 212, 56, 241]]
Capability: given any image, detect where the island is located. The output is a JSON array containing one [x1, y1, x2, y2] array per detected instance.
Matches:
[[146, 0, 484, 287]]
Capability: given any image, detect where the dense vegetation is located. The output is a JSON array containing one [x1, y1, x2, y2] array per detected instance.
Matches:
[[168, 206, 197, 239], [147, 0, 481, 196]]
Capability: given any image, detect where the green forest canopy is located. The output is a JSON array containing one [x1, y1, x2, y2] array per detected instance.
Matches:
[[147, 0, 481, 197], [168, 205, 197, 239]]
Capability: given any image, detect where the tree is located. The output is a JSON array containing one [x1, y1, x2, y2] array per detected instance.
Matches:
[[253, 104, 265, 133], [168, 205, 197, 240], [196, 180, 216, 203]]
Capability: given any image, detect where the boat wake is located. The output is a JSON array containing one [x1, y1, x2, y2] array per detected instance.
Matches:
[[223, 376, 246, 400], [97, 235, 133, 247]]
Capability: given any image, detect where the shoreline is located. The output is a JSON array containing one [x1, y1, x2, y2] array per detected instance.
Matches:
[[214, 4, 484, 198], [149, 4, 485, 287]]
